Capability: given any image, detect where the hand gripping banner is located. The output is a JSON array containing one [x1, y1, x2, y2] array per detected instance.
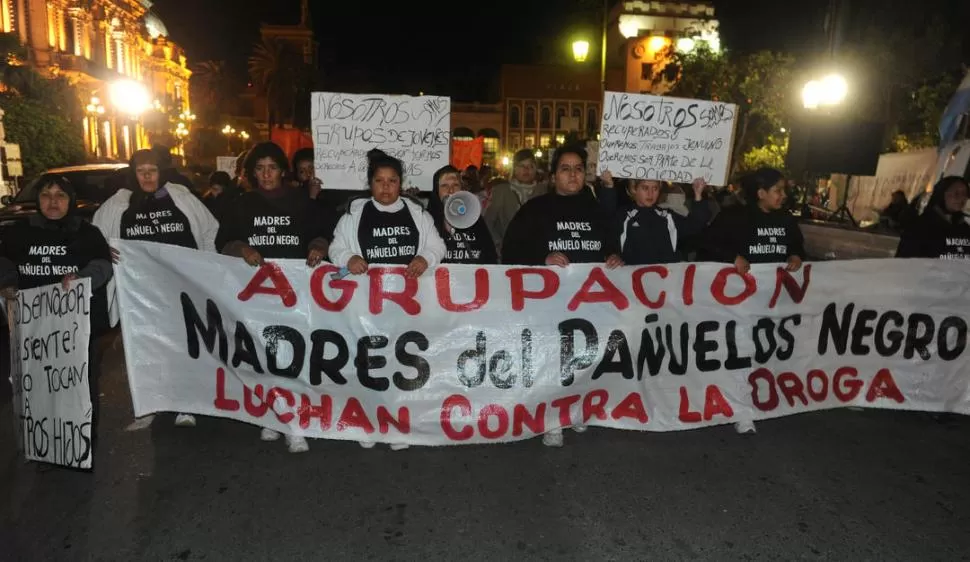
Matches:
[[114, 241, 970, 446]]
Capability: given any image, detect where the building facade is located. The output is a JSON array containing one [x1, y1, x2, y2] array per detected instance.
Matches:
[[1, 0, 191, 160], [500, 64, 625, 156], [609, 0, 719, 94], [451, 102, 503, 166]]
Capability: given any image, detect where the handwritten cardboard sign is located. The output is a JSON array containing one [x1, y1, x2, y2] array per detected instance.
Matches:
[[10, 281, 93, 468], [598, 91, 738, 185], [310, 92, 451, 191], [216, 156, 238, 177]]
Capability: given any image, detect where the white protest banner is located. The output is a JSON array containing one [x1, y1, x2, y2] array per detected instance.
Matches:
[[216, 156, 238, 176], [599, 91, 738, 185], [310, 92, 451, 191], [10, 281, 93, 468], [115, 241, 970, 446]]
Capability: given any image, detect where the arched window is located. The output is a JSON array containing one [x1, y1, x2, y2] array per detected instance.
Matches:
[[509, 105, 521, 128], [556, 106, 567, 128], [587, 107, 598, 133], [540, 106, 551, 129], [572, 107, 583, 130], [525, 106, 537, 128]]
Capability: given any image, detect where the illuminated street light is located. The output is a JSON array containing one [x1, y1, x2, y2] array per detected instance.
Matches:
[[572, 40, 590, 63], [802, 73, 848, 109], [501, 155, 510, 167], [676, 37, 696, 53], [534, 149, 543, 159], [109, 79, 150, 117], [820, 74, 848, 105], [239, 130, 250, 140]]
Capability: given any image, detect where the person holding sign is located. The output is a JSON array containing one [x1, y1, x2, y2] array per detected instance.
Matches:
[[0, 176, 112, 457], [426, 165, 497, 264], [94, 148, 219, 430], [501, 143, 622, 447], [600, 172, 712, 265], [896, 176, 970, 259], [216, 141, 336, 454], [329, 149, 446, 280], [700, 167, 804, 435]]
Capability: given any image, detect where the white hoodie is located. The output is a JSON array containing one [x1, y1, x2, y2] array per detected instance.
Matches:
[[329, 197, 446, 268]]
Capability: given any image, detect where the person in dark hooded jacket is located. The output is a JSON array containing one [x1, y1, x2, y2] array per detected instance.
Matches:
[[0, 175, 113, 465], [426, 165, 497, 264], [599, 171, 711, 265], [896, 176, 970, 259]]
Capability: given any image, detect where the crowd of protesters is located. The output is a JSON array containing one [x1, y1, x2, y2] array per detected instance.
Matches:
[[1, 139, 967, 460]]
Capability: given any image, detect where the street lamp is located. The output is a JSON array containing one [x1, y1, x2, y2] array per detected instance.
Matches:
[[222, 124, 236, 152], [802, 73, 848, 109], [572, 40, 590, 63], [534, 149, 543, 159]]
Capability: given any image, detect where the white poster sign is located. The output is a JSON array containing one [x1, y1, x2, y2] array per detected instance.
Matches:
[[115, 241, 970, 446], [310, 92, 451, 191], [216, 156, 238, 177], [10, 281, 93, 468], [599, 91, 738, 185]]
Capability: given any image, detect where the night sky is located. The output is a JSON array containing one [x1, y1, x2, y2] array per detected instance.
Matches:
[[150, 0, 829, 101]]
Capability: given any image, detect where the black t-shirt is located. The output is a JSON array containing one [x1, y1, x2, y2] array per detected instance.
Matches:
[[897, 210, 970, 260], [357, 201, 419, 265], [442, 219, 497, 265], [1, 221, 112, 332], [120, 194, 197, 249], [702, 206, 805, 264], [216, 189, 336, 260], [502, 190, 616, 265]]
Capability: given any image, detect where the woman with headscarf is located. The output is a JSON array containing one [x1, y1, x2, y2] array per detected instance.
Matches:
[[426, 165, 497, 264], [329, 149, 445, 451], [501, 143, 622, 448], [0, 176, 112, 463], [216, 141, 336, 454], [897, 176, 970, 259], [94, 148, 219, 429]]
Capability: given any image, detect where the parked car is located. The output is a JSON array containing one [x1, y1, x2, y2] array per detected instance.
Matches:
[[0, 163, 127, 229]]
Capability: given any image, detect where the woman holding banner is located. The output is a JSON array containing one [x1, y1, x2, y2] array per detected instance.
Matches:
[[426, 165, 497, 264], [501, 143, 623, 447], [216, 141, 336, 454], [0, 176, 113, 462], [94, 148, 219, 430], [701, 167, 804, 435], [329, 149, 445, 451]]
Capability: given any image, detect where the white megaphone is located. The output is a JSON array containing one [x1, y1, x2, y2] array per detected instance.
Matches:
[[443, 191, 481, 230]]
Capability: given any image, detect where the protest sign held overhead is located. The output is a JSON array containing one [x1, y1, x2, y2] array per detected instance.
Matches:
[[10, 281, 93, 468], [115, 241, 970, 446], [311, 92, 451, 191], [599, 91, 738, 185]]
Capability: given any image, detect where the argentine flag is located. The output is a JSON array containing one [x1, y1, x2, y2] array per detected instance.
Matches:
[[939, 70, 970, 148]]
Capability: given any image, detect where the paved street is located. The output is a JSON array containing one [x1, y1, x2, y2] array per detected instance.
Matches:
[[3, 332, 970, 561]]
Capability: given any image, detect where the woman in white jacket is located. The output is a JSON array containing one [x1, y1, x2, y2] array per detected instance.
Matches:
[[93, 148, 219, 429], [329, 149, 445, 451], [330, 149, 445, 279]]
